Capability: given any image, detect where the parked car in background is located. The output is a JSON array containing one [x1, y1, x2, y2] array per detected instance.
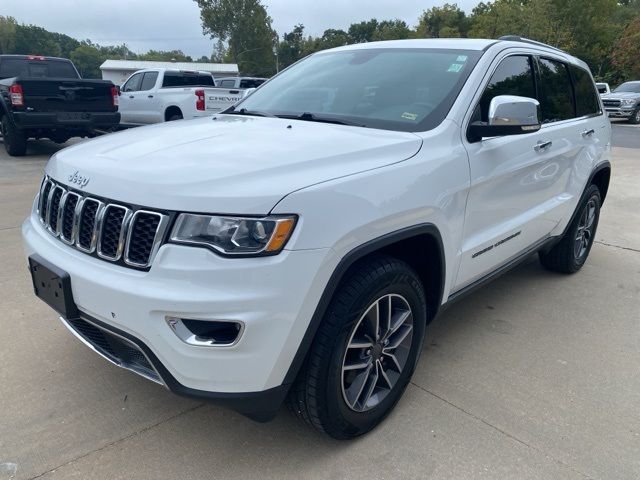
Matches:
[[118, 68, 249, 125], [0, 54, 119, 156], [596, 82, 610, 95], [215, 76, 267, 89], [601, 81, 640, 123], [23, 37, 610, 439]]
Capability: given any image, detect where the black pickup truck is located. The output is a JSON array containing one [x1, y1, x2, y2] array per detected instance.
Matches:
[[0, 55, 120, 156]]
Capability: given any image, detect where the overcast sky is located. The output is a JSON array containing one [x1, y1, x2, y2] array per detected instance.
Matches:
[[2, 0, 480, 58]]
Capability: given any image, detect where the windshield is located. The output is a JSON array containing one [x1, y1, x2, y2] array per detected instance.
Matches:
[[233, 48, 482, 132], [613, 82, 640, 93]]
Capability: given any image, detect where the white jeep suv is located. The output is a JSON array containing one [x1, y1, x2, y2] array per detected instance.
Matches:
[[23, 37, 611, 439]]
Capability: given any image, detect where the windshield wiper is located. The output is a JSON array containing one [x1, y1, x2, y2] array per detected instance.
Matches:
[[278, 112, 365, 127], [225, 107, 278, 118]]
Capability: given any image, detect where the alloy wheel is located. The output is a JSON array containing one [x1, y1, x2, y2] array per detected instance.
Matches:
[[341, 294, 414, 412], [574, 199, 596, 259]]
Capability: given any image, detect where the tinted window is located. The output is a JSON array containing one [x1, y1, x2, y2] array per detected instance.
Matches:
[[219, 79, 236, 88], [537, 58, 575, 122], [0, 58, 78, 79], [140, 71, 158, 91], [476, 56, 535, 122], [122, 73, 143, 92], [240, 78, 265, 89], [236, 48, 482, 133], [570, 66, 600, 117], [162, 72, 215, 87]]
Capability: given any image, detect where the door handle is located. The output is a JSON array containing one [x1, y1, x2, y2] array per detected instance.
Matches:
[[147, 95, 154, 98], [581, 129, 595, 137], [534, 140, 553, 152], [128, 95, 134, 99]]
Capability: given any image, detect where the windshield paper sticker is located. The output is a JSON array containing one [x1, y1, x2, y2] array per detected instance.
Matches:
[[447, 63, 464, 73], [401, 112, 418, 121], [456, 55, 468, 62]]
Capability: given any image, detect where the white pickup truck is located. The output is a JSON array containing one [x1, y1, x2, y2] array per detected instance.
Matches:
[[118, 68, 247, 125]]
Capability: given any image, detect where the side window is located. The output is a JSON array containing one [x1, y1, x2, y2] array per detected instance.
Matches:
[[476, 56, 535, 122], [570, 65, 601, 117], [196, 74, 215, 86], [162, 73, 185, 88], [537, 58, 575, 123], [122, 73, 143, 92], [219, 79, 236, 88], [240, 79, 265, 89], [140, 71, 158, 91]]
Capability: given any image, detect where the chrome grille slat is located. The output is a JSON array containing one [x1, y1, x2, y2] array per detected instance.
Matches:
[[37, 176, 167, 270]]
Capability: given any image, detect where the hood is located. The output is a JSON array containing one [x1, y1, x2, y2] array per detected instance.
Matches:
[[602, 92, 640, 100], [47, 115, 422, 214]]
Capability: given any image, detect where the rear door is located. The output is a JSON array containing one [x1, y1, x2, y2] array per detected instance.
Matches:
[[455, 53, 584, 290], [119, 72, 144, 124]]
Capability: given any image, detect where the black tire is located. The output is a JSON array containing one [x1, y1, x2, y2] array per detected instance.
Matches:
[[539, 185, 601, 273], [287, 255, 427, 439], [1, 116, 27, 156], [629, 108, 640, 125], [167, 112, 183, 121]]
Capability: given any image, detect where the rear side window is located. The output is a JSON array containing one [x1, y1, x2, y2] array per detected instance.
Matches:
[[537, 58, 575, 123], [0, 58, 78, 79], [140, 71, 158, 91], [476, 56, 535, 122], [570, 66, 601, 117], [219, 79, 236, 88]]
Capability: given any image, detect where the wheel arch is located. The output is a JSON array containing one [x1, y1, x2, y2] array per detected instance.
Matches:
[[164, 105, 182, 121], [590, 162, 611, 204], [281, 223, 445, 386]]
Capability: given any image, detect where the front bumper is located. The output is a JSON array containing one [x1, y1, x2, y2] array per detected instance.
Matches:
[[605, 107, 635, 118], [23, 212, 336, 413], [12, 111, 121, 130]]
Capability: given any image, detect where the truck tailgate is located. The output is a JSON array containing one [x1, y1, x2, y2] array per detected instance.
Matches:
[[205, 88, 245, 113], [18, 78, 116, 112]]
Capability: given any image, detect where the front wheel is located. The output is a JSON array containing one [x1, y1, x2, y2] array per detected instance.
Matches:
[[540, 184, 601, 273], [288, 255, 427, 439], [1, 116, 27, 156], [629, 108, 640, 125]]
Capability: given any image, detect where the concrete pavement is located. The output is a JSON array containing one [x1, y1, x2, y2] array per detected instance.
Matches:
[[0, 126, 638, 479]]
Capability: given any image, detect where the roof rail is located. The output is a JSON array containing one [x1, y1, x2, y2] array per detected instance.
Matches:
[[498, 35, 568, 55]]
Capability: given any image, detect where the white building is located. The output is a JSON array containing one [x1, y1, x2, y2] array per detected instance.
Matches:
[[100, 60, 239, 85]]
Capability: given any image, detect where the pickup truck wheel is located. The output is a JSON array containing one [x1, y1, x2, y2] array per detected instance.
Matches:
[[287, 255, 426, 439], [167, 113, 183, 121], [539, 185, 601, 273], [1, 116, 27, 157], [629, 108, 640, 125]]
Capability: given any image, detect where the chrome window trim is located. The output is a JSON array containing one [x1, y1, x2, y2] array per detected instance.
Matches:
[[75, 198, 104, 253], [96, 204, 132, 262], [123, 210, 169, 268]]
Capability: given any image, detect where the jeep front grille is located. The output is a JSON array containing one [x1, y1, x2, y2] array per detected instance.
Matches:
[[37, 177, 170, 269]]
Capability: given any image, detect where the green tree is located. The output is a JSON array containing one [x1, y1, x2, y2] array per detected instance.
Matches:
[[277, 24, 305, 68], [194, 0, 277, 76], [416, 4, 469, 38], [13, 24, 61, 56], [0, 16, 17, 54], [348, 19, 379, 43], [611, 16, 640, 79], [372, 20, 411, 41], [70, 42, 104, 78], [138, 49, 193, 62]]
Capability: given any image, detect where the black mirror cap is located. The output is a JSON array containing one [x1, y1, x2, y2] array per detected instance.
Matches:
[[467, 121, 541, 143]]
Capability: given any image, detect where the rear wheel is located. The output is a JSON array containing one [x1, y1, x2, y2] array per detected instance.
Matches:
[[539, 185, 601, 273], [287, 255, 427, 439], [167, 111, 183, 121], [1, 116, 27, 156]]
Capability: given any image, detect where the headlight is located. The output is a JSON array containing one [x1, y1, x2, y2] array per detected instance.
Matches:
[[622, 99, 637, 106], [170, 214, 297, 256]]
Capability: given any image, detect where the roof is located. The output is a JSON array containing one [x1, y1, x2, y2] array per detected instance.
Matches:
[[100, 59, 238, 73]]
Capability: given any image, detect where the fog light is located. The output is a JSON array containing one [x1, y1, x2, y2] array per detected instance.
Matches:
[[166, 316, 243, 347]]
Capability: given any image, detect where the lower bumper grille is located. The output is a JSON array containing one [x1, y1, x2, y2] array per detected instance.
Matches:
[[60, 315, 163, 385]]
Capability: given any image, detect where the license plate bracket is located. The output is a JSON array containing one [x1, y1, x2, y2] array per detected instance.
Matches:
[[29, 255, 79, 319]]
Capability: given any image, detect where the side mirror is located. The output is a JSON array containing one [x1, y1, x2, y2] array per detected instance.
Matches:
[[468, 95, 541, 141], [116, 85, 121, 96]]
